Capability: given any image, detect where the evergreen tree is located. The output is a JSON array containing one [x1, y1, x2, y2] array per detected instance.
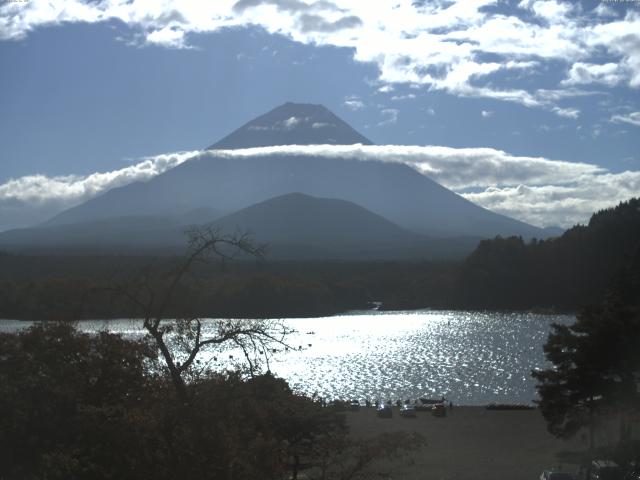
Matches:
[[532, 253, 640, 449]]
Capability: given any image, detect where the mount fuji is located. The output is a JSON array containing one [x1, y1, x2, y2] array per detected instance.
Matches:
[[0, 103, 551, 258]]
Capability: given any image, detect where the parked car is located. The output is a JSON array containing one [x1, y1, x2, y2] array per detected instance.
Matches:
[[376, 404, 392, 418], [431, 403, 447, 417], [589, 460, 624, 480], [349, 400, 360, 411], [400, 404, 416, 418], [540, 469, 574, 480]]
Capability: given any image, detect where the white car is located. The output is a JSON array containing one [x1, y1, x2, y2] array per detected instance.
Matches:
[[540, 469, 574, 480]]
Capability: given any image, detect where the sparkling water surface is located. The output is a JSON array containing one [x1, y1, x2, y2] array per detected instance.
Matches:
[[0, 310, 574, 405]]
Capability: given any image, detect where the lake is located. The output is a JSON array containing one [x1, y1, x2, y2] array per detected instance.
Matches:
[[0, 309, 574, 405]]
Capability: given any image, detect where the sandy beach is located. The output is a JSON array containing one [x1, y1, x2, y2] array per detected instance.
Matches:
[[344, 406, 585, 480]]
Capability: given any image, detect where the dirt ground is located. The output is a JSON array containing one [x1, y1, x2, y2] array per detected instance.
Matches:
[[344, 406, 586, 480]]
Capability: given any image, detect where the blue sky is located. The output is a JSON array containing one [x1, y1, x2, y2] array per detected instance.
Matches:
[[0, 0, 639, 230]]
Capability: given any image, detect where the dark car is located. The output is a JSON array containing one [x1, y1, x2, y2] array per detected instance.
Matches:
[[431, 403, 447, 417], [376, 404, 392, 418], [400, 404, 416, 418]]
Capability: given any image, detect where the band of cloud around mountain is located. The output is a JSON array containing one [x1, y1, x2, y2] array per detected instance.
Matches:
[[0, 103, 638, 254]]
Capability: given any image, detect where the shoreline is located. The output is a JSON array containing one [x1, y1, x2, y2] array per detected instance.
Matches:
[[0, 305, 577, 322], [343, 405, 585, 480]]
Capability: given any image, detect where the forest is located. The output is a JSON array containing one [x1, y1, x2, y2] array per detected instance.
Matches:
[[0, 198, 638, 320]]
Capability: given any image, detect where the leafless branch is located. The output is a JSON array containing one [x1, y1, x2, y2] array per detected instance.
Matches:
[[101, 225, 286, 401]]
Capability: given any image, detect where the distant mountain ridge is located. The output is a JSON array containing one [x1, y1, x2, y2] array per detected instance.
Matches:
[[211, 192, 419, 259], [211, 192, 484, 259], [2, 102, 555, 257], [213, 192, 410, 244], [0, 193, 481, 259], [0, 210, 223, 252]]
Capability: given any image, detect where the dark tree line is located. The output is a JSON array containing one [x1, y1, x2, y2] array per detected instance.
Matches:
[[0, 258, 453, 320], [456, 198, 640, 310]]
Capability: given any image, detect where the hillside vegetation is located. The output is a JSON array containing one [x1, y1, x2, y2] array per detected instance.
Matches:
[[456, 198, 640, 310], [0, 199, 637, 319]]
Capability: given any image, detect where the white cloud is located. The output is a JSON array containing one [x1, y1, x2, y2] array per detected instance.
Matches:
[[610, 111, 640, 127], [390, 94, 416, 101], [552, 106, 580, 119], [0, 145, 636, 230], [431, 82, 593, 118], [0, 151, 197, 230], [343, 98, 364, 110], [203, 144, 603, 190], [0, 151, 196, 205], [587, 11, 640, 88], [1, 0, 638, 116], [481, 110, 493, 118], [377, 108, 398, 126], [463, 171, 640, 228], [593, 4, 618, 18], [561, 62, 626, 87], [519, 0, 575, 24], [146, 26, 190, 49]]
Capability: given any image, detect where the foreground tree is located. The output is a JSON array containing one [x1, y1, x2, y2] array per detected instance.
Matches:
[[1, 323, 422, 480], [108, 226, 297, 401], [0, 323, 160, 480], [532, 252, 640, 450]]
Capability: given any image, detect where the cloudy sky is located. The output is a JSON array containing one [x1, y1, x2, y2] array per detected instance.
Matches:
[[0, 0, 639, 231]]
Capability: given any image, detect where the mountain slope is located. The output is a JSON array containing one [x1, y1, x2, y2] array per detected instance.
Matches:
[[211, 192, 421, 260], [46, 151, 544, 238], [41, 102, 547, 241], [0, 193, 480, 259], [0, 209, 223, 253], [211, 192, 482, 259], [214, 192, 410, 244]]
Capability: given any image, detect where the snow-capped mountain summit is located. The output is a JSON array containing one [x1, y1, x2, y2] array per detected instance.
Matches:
[[207, 102, 372, 149]]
